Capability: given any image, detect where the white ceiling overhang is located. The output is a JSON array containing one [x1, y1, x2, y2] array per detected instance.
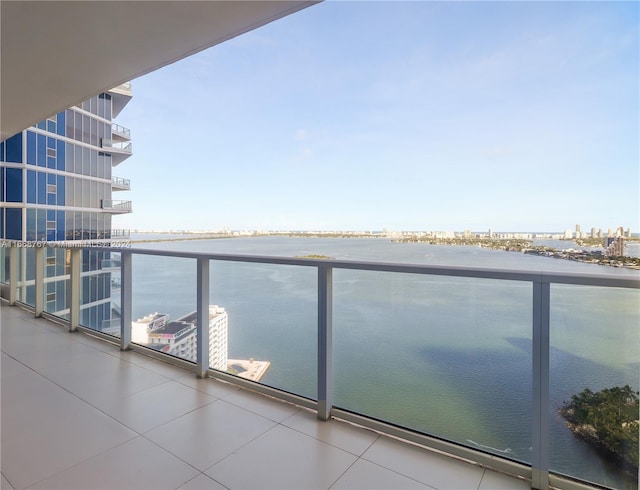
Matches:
[[1, 0, 319, 140]]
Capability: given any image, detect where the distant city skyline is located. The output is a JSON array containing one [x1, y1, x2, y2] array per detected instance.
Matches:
[[114, 1, 639, 232]]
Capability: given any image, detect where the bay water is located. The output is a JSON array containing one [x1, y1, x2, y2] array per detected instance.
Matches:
[[128, 235, 639, 489]]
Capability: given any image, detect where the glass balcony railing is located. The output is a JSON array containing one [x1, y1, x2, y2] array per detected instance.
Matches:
[[100, 139, 132, 153], [101, 200, 132, 213], [111, 123, 131, 140], [111, 176, 131, 190], [1, 243, 638, 490]]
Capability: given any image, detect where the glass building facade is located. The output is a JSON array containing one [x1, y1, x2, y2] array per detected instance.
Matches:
[[0, 85, 132, 330]]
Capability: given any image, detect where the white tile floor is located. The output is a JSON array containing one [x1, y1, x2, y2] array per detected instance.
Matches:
[[1, 302, 532, 490]]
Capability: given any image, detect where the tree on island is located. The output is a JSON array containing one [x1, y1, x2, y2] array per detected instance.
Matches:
[[560, 385, 639, 474]]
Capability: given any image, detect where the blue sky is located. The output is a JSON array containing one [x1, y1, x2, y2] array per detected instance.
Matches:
[[115, 1, 639, 232]]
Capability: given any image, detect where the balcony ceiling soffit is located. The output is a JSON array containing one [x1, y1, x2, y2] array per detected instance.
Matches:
[[1, 0, 318, 141]]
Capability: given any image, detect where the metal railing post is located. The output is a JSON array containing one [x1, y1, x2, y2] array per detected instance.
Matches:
[[317, 265, 333, 421], [69, 248, 81, 331], [8, 246, 18, 305], [34, 246, 44, 317], [120, 251, 132, 350], [196, 257, 210, 378], [532, 279, 550, 490]]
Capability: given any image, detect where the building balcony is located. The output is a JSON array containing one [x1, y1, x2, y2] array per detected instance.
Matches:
[[111, 176, 131, 191], [111, 122, 131, 142], [0, 244, 638, 490], [101, 199, 132, 213], [107, 82, 133, 119], [111, 228, 131, 238], [100, 138, 132, 166]]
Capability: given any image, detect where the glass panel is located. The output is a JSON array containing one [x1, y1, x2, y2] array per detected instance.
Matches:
[[5, 168, 23, 202], [26, 131, 36, 165], [5, 133, 23, 163], [37, 134, 46, 167], [131, 255, 196, 361], [209, 261, 317, 395], [334, 271, 532, 462], [550, 283, 639, 489]]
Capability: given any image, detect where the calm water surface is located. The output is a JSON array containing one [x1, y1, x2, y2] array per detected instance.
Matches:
[[128, 236, 639, 489]]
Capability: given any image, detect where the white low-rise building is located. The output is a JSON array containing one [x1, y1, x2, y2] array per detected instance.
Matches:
[[131, 306, 228, 371]]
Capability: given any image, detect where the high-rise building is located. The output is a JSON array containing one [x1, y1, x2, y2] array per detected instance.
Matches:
[[131, 305, 229, 371], [0, 84, 133, 330]]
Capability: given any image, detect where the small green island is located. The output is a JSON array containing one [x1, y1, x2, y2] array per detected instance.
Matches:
[[560, 385, 639, 475]]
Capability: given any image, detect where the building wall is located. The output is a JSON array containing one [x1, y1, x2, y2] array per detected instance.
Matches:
[[0, 90, 132, 330]]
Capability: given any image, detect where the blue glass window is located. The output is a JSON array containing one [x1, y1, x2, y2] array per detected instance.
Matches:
[[47, 119, 56, 133], [27, 170, 36, 203], [56, 140, 65, 171], [47, 137, 55, 149], [56, 112, 66, 136], [47, 209, 55, 222], [57, 211, 65, 242], [5, 168, 23, 202], [5, 208, 22, 240], [37, 209, 46, 241], [0, 141, 5, 160], [57, 175, 65, 206], [26, 131, 36, 165], [37, 134, 46, 167], [47, 229, 56, 241], [0, 166, 4, 201], [26, 209, 36, 241], [5, 133, 23, 163], [37, 121, 46, 130], [47, 156, 56, 169], [37, 172, 46, 204]]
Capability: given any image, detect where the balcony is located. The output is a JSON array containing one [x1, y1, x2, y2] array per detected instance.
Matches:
[[111, 123, 131, 142], [101, 199, 132, 214], [107, 82, 133, 118], [111, 176, 131, 191], [111, 229, 131, 238], [1, 244, 638, 490], [100, 138, 132, 165]]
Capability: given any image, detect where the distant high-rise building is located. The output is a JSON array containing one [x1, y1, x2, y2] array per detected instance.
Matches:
[[604, 237, 625, 256], [0, 84, 133, 330], [590, 227, 596, 238], [626, 228, 632, 238]]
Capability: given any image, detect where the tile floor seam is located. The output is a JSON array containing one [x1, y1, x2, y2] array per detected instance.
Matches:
[[222, 393, 302, 422], [137, 396, 221, 435], [281, 417, 380, 458], [201, 422, 283, 474], [1, 472, 16, 490], [351, 457, 441, 490], [326, 453, 362, 490], [173, 473, 230, 490], [476, 468, 487, 490], [19, 435, 141, 490]]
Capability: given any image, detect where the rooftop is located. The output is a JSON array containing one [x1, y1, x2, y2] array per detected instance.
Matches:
[[1, 301, 529, 490]]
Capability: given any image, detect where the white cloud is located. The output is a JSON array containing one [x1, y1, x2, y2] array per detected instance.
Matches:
[[295, 129, 309, 141]]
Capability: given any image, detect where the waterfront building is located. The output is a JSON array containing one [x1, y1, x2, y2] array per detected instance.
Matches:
[[604, 236, 625, 256], [0, 86, 133, 329], [131, 306, 228, 371]]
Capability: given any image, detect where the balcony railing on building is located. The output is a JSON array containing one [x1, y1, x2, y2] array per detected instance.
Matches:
[[1, 243, 638, 490], [111, 123, 131, 141], [100, 138, 132, 165], [111, 229, 131, 238], [101, 200, 132, 213], [111, 176, 131, 191]]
